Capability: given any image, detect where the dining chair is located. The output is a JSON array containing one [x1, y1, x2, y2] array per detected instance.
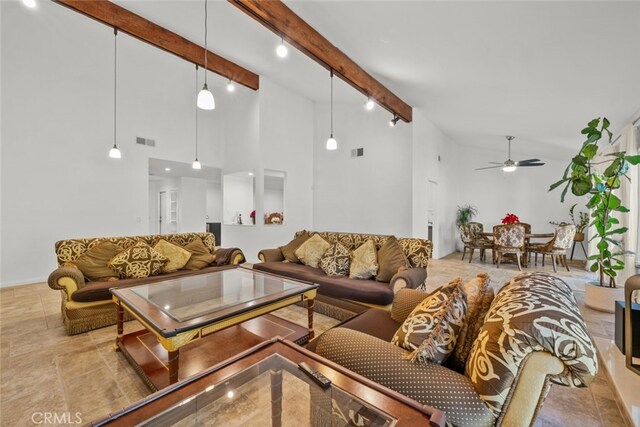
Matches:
[[527, 225, 576, 272], [493, 224, 526, 270], [458, 223, 493, 263]]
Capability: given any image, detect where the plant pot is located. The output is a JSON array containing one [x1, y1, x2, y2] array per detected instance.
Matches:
[[584, 281, 625, 313], [574, 232, 585, 242]]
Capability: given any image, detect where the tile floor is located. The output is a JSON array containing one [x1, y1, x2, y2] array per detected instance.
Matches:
[[0, 254, 632, 426]]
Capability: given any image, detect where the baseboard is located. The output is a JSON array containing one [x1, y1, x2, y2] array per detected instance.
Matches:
[[0, 277, 47, 288]]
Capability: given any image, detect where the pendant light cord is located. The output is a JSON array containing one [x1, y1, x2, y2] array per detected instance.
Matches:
[[114, 28, 118, 147], [330, 69, 333, 135], [195, 65, 199, 159], [203, 0, 208, 85]]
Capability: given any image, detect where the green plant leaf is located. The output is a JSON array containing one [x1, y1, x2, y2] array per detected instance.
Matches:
[[560, 181, 570, 203], [603, 117, 610, 129], [583, 144, 598, 160], [608, 217, 619, 224], [572, 155, 587, 165], [581, 127, 592, 135], [588, 118, 600, 128], [549, 178, 569, 192], [607, 194, 621, 209], [604, 159, 621, 177], [587, 131, 602, 142], [571, 177, 591, 196], [586, 194, 601, 208], [597, 240, 608, 251], [606, 227, 628, 235], [615, 205, 630, 213], [590, 262, 599, 272], [625, 155, 640, 165]]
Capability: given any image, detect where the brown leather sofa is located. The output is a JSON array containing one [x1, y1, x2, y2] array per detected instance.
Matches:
[[309, 272, 598, 427], [255, 231, 432, 319], [48, 232, 245, 335]]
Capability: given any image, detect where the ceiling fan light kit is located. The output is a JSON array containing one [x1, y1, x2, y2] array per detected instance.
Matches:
[[476, 136, 545, 171]]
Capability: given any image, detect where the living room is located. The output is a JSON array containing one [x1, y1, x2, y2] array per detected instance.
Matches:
[[2, 0, 640, 426]]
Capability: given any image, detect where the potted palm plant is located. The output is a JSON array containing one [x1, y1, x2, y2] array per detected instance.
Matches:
[[550, 117, 639, 311]]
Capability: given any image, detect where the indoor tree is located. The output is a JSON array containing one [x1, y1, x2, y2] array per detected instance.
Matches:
[[550, 117, 639, 287]]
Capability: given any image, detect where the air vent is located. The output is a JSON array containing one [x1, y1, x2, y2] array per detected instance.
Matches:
[[136, 137, 156, 147], [351, 148, 364, 157]]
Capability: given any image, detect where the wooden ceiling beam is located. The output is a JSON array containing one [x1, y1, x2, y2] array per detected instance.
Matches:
[[229, 0, 412, 122], [54, 0, 259, 90]]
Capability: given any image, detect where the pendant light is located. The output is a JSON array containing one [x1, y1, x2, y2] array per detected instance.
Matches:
[[226, 79, 236, 92], [197, 0, 215, 110], [365, 97, 375, 111], [192, 65, 202, 170], [109, 28, 122, 159], [326, 70, 337, 150]]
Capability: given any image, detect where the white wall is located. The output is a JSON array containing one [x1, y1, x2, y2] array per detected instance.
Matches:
[[412, 110, 460, 258], [0, 1, 234, 285], [264, 176, 284, 215], [206, 181, 222, 223], [313, 103, 413, 236], [222, 175, 255, 225], [178, 177, 207, 233]]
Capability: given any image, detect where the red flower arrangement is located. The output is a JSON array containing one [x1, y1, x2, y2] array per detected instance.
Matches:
[[501, 213, 520, 224], [249, 210, 256, 219]]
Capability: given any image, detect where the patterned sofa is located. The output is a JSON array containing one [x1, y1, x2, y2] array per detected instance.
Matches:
[[309, 272, 597, 427], [48, 232, 245, 335], [255, 231, 432, 319]]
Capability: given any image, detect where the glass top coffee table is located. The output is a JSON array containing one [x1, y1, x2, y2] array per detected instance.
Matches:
[[91, 338, 446, 427], [111, 266, 318, 390]]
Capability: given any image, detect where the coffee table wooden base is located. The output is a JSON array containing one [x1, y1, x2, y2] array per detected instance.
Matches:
[[117, 314, 309, 391]]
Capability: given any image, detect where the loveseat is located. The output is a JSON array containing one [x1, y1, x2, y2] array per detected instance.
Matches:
[[309, 272, 598, 427], [48, 232, 245, 335], [255, 231, 432, 319]]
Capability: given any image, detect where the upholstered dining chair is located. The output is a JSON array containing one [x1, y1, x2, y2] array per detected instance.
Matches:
[[494, 224, 526, 270], [527, 224, 577, 272], [459, 222, 493, 263]]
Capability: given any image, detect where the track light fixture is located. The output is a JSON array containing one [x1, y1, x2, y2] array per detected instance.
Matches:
[[22, 0, 36, 9], [276, 37, 288, 58], [226, 79, 236, 92], [389, 114, 400, 127], [197, 0, 215, 110], [365, 97, 375, 111]]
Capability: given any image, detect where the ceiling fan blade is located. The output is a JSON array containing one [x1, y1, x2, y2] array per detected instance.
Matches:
[[517, 163, 545, 167], [488, 162, 504, 165], [475, 165, 504, 170], [516, 159, 541, 164]]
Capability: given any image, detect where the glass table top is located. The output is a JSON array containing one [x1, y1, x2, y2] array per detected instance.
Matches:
[[139, 354, 396, 427], [125, 267, 313, 323]]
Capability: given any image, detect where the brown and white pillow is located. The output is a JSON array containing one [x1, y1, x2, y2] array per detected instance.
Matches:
[[294, 233, 331, 268], [391, 278, 461, 351], [376, 236, 408, 283], [108, 241, 167, 279], [349, 239, 378, 279], [319, 242, 351, 276]]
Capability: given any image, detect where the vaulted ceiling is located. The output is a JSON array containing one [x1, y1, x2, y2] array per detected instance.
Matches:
[[112, 1, 640, 158]]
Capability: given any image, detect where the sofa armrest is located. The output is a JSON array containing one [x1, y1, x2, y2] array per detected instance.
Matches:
[[389, 267, 427, 293], [48, 266, 86, 300], [315, 328, 495, 427], [258, 248, 284, 263], [214, 247, 246, 265], [390, 288, 430, 323]]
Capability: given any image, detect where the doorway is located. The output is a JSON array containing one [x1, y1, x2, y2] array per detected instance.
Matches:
[[158, 191, 166, 234], [427, 180, 438, 257]]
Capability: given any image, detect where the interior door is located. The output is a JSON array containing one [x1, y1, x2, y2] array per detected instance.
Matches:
[[427, 180, 438, 257], [159, 191, 166, 234]]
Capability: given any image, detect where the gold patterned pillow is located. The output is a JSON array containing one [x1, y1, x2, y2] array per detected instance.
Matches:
[[409, 284, 468, 364], [70, 242, 121, 281], [349, 239, 379, 279], [182, 238, 216, 270], [319, 242, 351, 276], [279, 231, 311, 263], [108, 241, 167, 279], [294, 234, 331, 268], [391, 278, 461, 351], [153, 239, 192, 273]]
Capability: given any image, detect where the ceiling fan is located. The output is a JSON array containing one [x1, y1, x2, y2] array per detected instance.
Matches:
[[476, 136, 545, 172]]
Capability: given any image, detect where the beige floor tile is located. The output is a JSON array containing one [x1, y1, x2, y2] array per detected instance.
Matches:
[[62, 366, 126, 416], [0, 373, 67, 426], [56, 346, 110, 379]]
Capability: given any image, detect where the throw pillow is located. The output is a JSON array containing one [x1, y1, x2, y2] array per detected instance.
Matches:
[[449, 273, 493, 372], [319, 242, 351, 276], [391, 277, 461, 351], [294, 233, 331, 268], [108, 241, 167, 279], [409, 284, 468, 364], [376, 236, 408, 282], [349, 239, 379, 279], [279, 231, 311, 263], [70, 242, 122, 281], [153, 239, 192, 273], [182, 238, 216, 270]]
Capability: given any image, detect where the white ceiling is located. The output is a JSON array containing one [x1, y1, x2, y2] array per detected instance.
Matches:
[[149, 158, 222, 181], [114, 1, 640, 157]]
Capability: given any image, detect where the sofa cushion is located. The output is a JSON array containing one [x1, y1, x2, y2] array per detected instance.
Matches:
[[279, 231, 310, 263], [182, 238, 216, 270], [391, 278, 460, 352], [319, 242, 350, 276], [376, 236, 408, 282], [315, 328, 496, 427], [70, 242, 121, 281], [466, 272, 597, 418], [71, 264, 237, 302], [108, 241, 167, 279], [154, 239, 192, 273], [449, 273, 493, 372], [410, 282, 468, 364], [349, 239, 378, 279], [253, 262, 395, 305], [295, 234, 331, 268]]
